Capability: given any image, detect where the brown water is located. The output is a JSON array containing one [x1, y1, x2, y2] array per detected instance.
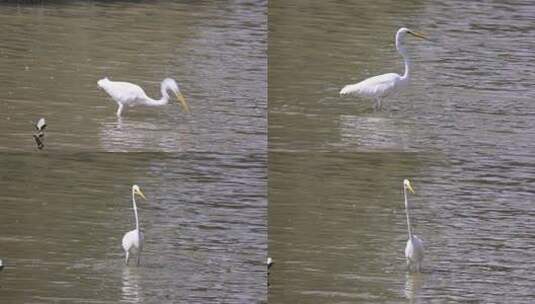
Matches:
[[0, 1, 266, 303], [269, 0, 535, 303], [0, 0, 266, 153]]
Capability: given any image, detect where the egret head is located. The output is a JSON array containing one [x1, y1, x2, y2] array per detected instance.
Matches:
[[403, 179, 415, 194], [132, 185, 147, 200], [397, 27, 428, 41], [97, 77, 110, 89], [162, 78, 190, 113]]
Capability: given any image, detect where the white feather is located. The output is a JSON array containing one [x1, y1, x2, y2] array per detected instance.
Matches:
[[340, 73, 404, 98]]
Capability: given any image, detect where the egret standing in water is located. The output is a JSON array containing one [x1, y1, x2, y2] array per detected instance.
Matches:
[[98, 77, 190, 117], [122, 185, 147, 266], [340, 27, 428, 110], [402, 179, 424, 272]]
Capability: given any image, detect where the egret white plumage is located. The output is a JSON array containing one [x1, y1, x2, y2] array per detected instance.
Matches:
[[402, 179, 424, 272], [98, 77, 190, 117], [122, 185, 147, 266], [340, 27, 428, 110]]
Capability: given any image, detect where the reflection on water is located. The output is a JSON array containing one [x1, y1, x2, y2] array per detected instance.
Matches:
[[121, 267, 143, 304], [269, 0, 535, 303], [404, 273, 424, 303], [99, 117, 194, 152], [338, 115, 412, 151]]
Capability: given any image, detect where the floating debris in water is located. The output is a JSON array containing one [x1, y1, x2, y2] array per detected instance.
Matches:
[[32, 117, 46, 150]]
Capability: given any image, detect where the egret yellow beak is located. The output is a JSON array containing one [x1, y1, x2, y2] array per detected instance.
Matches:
[[406, 182, 415, 194], [409, 30, 428, 40], [175, 92, 190, 113], [136, 189, 147, 200]]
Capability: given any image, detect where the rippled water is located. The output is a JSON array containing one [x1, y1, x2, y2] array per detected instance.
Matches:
[[269, 0, 535, 303], [0, 152, 266, 303], [0, 0, 266, 153]]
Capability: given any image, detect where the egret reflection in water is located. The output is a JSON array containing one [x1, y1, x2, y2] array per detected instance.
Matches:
[[121, 267, 143, 303], [99, 118, 193, 152], [404, 272, 424, 303]]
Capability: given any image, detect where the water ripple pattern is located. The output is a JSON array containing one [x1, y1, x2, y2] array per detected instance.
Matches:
[[269, 0, 535, 303]]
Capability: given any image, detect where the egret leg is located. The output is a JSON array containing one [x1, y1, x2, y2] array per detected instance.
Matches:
[[116, 104, 124, 117], [136, 252, 141, 266], [406, 259, 412, 272], [377, 98, 383, 110], [125, 251, 130, 265]]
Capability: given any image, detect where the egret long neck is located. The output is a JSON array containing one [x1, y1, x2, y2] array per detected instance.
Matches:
[[143, 83, 170, 106], [132, 189, 140, 232], [404, 187, 413, 240], [396, 36, 411, 80]]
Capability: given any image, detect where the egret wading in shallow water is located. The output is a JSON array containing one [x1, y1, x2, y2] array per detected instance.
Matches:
[[98, 78, 190, 117], [122, 185, 147, 266], [402, 179, 424, 272], [340, 27, 428, 110]]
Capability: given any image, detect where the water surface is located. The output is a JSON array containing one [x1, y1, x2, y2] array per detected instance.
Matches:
[[269, 0, 535, 302]]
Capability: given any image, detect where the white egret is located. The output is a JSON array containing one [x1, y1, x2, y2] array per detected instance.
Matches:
[[403, 179, 424, 272], [122, 185, 147, 266], [340, 27, 428, 110], [0, 258, 4, 271], [98, 77, 190, 117]]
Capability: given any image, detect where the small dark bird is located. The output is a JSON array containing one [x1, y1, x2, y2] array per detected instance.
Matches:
[[32, 117, 46, 150]]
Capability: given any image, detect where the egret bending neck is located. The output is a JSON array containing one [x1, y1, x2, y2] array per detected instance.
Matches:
[[396, 38, 411, 81], [145, 88, 170, 106]]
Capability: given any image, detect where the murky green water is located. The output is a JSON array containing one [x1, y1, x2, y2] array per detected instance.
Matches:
[[0, 1, 266, 303], [269, 0, 535, 303]]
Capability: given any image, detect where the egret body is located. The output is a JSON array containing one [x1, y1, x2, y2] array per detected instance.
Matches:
[[98, 78, 190, 117], [122, 185, 147, 266], [403, 179, 424, 272], [340, 28, 428, 110]]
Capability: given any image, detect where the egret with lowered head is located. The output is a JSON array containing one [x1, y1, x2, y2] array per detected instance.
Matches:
[[402, 179, 424, 272], [98, 77, 190, 117], [122, 185, 147, 266], [340, 27, 428, 110]]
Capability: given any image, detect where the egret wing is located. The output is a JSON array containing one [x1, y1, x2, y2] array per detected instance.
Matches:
[[340, 73, 401, 98]]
